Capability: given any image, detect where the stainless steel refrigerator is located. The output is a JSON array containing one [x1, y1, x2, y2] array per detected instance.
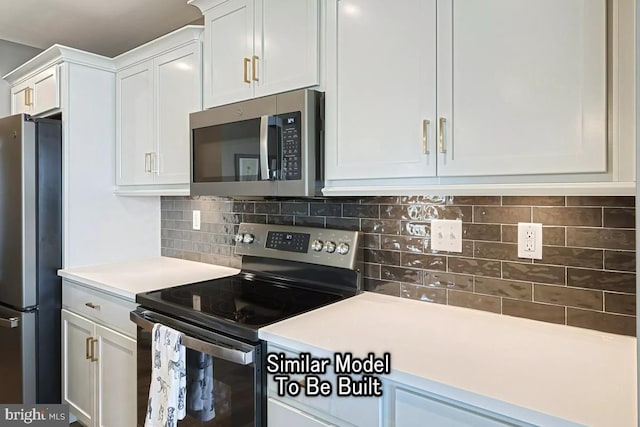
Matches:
[[0, 114, 62, 403]]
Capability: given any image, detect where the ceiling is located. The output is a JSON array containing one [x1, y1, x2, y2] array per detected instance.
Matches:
[[0, 0, 203, 57]]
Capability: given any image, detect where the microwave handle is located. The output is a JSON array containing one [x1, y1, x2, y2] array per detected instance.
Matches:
[[259, 115, 270, 180]]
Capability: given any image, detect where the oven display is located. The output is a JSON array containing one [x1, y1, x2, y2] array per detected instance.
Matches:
[[266, 231, 310, 253]]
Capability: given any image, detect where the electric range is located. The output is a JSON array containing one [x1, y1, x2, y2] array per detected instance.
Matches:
[[131, 223, 361, 426]]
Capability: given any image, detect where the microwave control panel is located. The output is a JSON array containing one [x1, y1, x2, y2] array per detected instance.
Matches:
[[280, 111, 302, 180]]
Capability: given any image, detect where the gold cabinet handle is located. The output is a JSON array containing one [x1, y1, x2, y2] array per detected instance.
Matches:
[[243, 58, 251, 83], [90, 338, 98, 362], [252, 55, 259, 82], [297, 379, 306, 388], [85, 337, 92, 360], [85, 302, 100, 310], [438, 117, 446, 154], [24, 87, 33, 107], [422, 119, 430, 155]]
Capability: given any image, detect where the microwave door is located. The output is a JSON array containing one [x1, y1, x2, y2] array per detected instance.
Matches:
[[190, 114, 278, 196]]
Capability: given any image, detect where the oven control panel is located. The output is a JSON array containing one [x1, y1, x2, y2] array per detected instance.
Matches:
[[234, 223, 360, 270], [266, 231, 310, 253]]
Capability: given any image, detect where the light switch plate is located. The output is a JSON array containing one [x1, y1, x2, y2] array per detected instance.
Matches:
[[517, 222, 542, 259], [430, 219, 462, 253]]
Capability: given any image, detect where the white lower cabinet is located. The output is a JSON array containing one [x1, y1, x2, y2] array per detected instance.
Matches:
[[62, 280, 137, 427], [62, 310, 95, 426], [94, 324, 137, 427], [266, 344, 380, 427], [265, 343, 577, 427]]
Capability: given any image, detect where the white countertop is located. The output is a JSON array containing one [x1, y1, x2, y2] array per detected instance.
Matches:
[[260, 292, 637, 427], [58, 257, 240, 301]]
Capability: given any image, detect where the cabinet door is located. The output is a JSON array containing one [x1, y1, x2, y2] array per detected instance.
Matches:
[[11, 84, 32, 115], [268, 398, 334, 427], [116, 60, 155, 185], [31, 65, 60, 116], [155, 43, 202, 185], [95, 324, 136, 427], [204, 0, 254, 107], [254, 0, 319, 98], [325, 0, 437, 180], [436, 0, 606, 176], [62, 310, 95, 427]]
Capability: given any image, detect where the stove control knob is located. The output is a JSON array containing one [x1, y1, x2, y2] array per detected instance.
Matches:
[[242, 233, 255, 244], [234, 233, 245, 243], [311, 240, 324, 252], [337, 242, 350, 255], [324, 241, 336, 253]]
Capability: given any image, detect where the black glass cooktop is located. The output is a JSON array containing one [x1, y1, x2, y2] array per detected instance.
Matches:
[[136, 273, 346, 343]]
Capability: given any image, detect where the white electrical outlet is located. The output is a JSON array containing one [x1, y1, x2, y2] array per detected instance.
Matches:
[[517, 222, 542, 259], [192, 210, 201, 230], [430, 219, 462, 253]]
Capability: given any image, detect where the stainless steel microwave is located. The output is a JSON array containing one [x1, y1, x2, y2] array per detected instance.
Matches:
[[190, 89, 323, 197]]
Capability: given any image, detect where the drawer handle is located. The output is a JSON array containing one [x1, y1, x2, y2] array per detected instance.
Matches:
[[85, 302, 100, 310], [297, 379, 306, 388]]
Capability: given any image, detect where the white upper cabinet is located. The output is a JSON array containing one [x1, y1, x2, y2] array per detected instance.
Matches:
[[326, 0, 437, 180], [10, 64, 60, 116], [324, 0, 634, 195], [436, 0, 606, 177], [114, 26, 203, 195], [117, 60, 155, 186], [155, 45, 202, 185], [205, 0, 255, 106], [190, 0, 320, 108]]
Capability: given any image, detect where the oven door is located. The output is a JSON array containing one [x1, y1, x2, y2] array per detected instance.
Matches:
[[131, 309, 265, 427]]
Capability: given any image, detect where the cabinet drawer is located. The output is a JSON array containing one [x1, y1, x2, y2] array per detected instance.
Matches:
[[62, 279, 137, 338], [267, 344, 380, 427], [268, 398, 334, 427]]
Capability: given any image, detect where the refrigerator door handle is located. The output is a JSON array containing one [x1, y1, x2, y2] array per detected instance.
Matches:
[[0, 317, 19, 328]]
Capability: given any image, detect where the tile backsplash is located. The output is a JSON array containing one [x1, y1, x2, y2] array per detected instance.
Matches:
[[161, 195, 636, 336]]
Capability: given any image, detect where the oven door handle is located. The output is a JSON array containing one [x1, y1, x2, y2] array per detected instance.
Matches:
[[130, 310, 255, 366]]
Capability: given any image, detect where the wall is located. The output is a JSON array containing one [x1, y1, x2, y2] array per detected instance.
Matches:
[[0, 39, 41, 117], [161, 195, 636, 336]]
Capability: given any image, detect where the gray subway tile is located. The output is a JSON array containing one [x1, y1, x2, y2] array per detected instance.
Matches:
[[502, 299, 565, 325], [448, 290, 501, 314], [533, 207, 602, 227], [401, 284, 447, 304], [567, 308, 635, 336], [474, 277, 532, 300]]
